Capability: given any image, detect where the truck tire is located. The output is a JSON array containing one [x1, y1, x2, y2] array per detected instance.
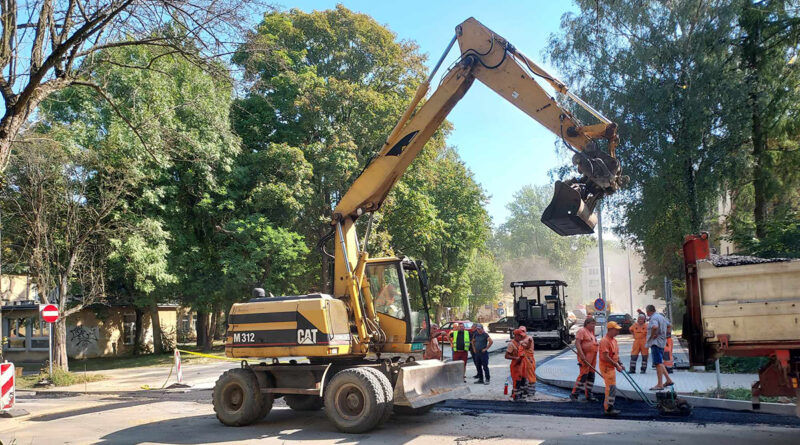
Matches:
[[392, 403, 436, 416], [213, 368, 266, 426], [361, 367, 393, 426], [285, 394, 324, 411], [324, 368, 386, 433]]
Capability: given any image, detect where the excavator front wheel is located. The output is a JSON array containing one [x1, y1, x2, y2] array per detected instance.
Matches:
[[213, 368, 268, 426], [324, 368, 387, 433]]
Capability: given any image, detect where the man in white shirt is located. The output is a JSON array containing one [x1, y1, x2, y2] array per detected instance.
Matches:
[[646, 304, 674, 390]]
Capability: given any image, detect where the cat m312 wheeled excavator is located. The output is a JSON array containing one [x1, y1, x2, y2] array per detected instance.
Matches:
[[212, 17, 626, 433]]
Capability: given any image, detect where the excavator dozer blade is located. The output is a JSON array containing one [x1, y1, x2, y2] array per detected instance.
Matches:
[[541, 180, 598, 236], [392, 360, 470, 408]]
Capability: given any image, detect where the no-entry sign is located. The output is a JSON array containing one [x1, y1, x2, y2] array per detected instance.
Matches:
[[594, 298, 605, 311], [40, 304, 59, 323]]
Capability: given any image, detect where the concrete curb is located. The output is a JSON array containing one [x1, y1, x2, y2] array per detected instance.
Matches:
[[535, 348, 797, 417]]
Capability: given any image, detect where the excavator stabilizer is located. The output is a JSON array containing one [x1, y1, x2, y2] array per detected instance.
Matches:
[[541, 181, 598, 236], [392, 360, 470, 408]]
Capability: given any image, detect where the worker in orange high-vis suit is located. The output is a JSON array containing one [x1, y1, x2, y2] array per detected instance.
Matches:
[[664, 323, 674, 374], [518, 326, 536, 398], [506, 328, 534, 401], [629, 313, 649, 374], [570, 317, 598, 402], [599, 321, 625, 416]]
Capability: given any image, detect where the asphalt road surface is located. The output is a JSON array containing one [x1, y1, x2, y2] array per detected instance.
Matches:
[[2, 390, 798, 444]]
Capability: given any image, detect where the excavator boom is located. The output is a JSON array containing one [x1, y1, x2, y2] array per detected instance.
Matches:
[[333, 18, 623, 239]]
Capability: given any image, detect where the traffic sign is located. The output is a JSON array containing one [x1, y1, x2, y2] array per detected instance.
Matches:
[[594, 311, 607, 323], [40, 304, 59, 323], [594, 298, 605, 311]]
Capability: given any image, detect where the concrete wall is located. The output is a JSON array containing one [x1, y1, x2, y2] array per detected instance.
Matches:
[[2, 306, 178, 364]]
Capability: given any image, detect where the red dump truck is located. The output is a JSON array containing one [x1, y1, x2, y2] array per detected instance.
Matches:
[[682, 233, 800, 415]]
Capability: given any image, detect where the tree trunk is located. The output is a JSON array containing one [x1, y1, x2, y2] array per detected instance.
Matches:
[[149, 304, 163, 354], [196, 310, 207, 348], [204, 310, 217, 352], [751, 89, 768, 239], [134, 307, 145, 354], [52, 318, 69, 372]]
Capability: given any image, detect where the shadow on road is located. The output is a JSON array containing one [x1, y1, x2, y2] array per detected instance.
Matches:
[[97, 409, 427, 444]]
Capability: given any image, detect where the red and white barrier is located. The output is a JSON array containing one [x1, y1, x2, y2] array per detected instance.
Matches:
[[174, 349, 183, 384], [1, 362, 15, 410]]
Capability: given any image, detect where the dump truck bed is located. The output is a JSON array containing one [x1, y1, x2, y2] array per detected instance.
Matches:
[[696, 257, 800, 347]]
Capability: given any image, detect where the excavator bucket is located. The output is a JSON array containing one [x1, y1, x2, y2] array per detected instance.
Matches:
[[541, 181, 598, 236], [392, 360, 469, 408]]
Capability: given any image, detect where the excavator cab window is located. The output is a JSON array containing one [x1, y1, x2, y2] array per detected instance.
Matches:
[[367, 263, 406, 321], [403, 264, 431, 343], [366, 260, 432, 343]]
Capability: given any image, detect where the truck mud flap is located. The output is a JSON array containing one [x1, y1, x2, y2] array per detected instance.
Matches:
[[541, 180, 597, 236], [393, 360, 469, 408]]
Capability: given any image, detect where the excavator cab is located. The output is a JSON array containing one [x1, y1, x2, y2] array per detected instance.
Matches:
[[364, 257, 432, 352], [541, 180, 598, 236]]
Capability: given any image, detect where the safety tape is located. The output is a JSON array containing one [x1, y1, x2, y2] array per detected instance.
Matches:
[[175, 349, 240, 362]]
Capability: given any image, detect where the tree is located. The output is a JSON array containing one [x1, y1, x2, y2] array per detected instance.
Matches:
[[465, 251, 503, 319], [1, 135, 132, 371], [231, 5, 428, 291], [730, 0, 800, 245], [29, 37, 243, 359], [0, 0, 257, 171], [548, 0, 745, 294], [382, 148, 492, 318], [494, 185, 593, 282], [108, 218, 177, 354]]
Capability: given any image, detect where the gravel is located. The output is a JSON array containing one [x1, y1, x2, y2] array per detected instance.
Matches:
[[705, 254, 793, 267]]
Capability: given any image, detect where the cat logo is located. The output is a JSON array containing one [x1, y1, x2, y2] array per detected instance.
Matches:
[[297, 328, 319, 345]]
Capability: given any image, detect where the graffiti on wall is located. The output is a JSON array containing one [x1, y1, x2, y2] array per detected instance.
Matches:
[[69, 326, 99, 347]]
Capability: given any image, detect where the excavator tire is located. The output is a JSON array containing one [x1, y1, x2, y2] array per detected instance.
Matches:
[[393, 403, 436, 416], [361, 367, 394, 425], [285, 395, 324, 411], [213, 368, 266, 426], [324, 368, 387, 433]]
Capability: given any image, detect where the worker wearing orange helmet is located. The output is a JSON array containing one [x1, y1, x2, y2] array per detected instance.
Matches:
[[570, 317, 598, 402], [518, 326, 536, 398], [600, 321, 625, 416], [505, 328, 534, 401], [629, 313, 649, 374]]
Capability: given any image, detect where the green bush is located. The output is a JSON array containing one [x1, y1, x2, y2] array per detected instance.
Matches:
[[718, 356, 769, 374]]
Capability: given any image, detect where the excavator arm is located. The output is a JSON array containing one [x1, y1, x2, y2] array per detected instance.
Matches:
[[330, 17, 626, 337], [333, 17, 623, 230]]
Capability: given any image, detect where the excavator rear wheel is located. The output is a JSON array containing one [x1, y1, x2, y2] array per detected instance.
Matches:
[[213, 368, 266, 426], [324, 368, 386, 433]]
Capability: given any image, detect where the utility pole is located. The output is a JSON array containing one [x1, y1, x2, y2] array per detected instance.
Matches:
[[627, 245, 634, 315], [597, 203, 607, 337]]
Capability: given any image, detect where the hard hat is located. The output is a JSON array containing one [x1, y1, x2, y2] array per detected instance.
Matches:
[[607, 321, 623, 330]]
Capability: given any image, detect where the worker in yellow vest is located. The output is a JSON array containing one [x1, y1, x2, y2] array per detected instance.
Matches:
[[450, 323, 470, 383]]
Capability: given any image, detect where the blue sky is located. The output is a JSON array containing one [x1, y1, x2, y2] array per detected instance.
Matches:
[[277, 0, 579, 226]]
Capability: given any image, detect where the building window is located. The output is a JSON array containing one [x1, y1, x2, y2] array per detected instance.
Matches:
[[29, 318, 50, 350], [2, 315, 49, 351], [123, 314, 136, 345]]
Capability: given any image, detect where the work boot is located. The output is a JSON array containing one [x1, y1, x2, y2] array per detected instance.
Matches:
[[640, 367, 647, 374], [586, 393, 599, 403], [475, 379, 485, 385], [484, 380, 490, 385], [604, 406, 621, 416], [472, 374, 480, 379], [628, 367, 636, 374], [569, 392, 579, 402]]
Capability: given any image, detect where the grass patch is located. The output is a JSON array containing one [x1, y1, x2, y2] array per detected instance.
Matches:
[[690, 387, 796, 404], [17, 368, 106, 389], [69, 341, 228, 372], [717, 356, 769, 374]]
